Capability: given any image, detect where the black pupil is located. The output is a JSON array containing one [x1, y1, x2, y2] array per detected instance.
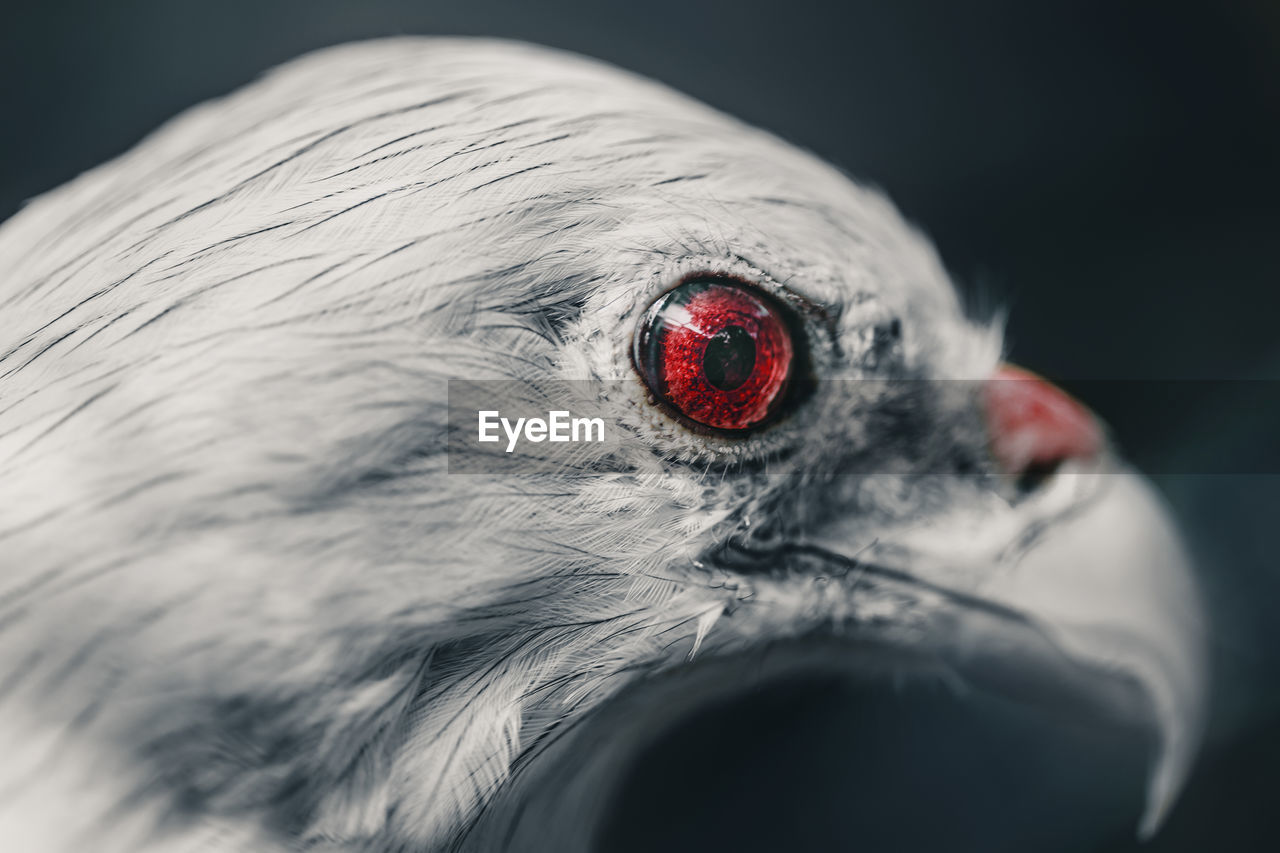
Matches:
[[702, 325, 756, 391]]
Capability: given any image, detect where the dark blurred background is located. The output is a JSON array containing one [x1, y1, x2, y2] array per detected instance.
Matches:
[[2, 0, 1277, 849]]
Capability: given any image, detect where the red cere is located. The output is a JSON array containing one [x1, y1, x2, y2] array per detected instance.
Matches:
[[983, 364, 1104, 475], [637, 280, 793, 431]]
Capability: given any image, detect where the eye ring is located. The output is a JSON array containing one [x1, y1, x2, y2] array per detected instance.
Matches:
[[633, 277, 799, 433]]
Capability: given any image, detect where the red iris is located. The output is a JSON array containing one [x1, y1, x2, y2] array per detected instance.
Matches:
[[635, 279, 794, 431]]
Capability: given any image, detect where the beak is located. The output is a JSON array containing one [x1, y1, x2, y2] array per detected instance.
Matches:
[[967, 467, 1207, 837], [981, 364, 1204, 835], [804, 365, 1207, 838]]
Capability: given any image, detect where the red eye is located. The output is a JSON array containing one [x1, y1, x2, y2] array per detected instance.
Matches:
[[634, 279, 795, 432]]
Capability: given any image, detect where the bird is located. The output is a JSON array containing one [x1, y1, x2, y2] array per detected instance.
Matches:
[[0, 37, 1206, 852]]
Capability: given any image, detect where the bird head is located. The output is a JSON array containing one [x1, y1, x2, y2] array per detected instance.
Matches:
[[0, 37, 1204, 852]]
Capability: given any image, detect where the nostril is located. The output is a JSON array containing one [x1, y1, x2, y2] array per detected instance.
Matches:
[[983, 364, 1103, 478]]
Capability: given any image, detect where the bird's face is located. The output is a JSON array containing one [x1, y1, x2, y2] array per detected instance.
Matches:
[[0, 38, 1203, 852]]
